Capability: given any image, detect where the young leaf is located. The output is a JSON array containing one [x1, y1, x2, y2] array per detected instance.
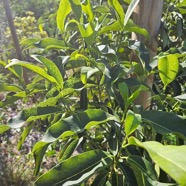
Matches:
[[158, 54, 179, 89], [124, 0, 140, 26], [35, 150, 113, 186], [57, 0, 71, 32], [32, 55, 63, 89], [6, 60, 60, 88], [125, 110, 141, 137], [129, 137, 186, 185]]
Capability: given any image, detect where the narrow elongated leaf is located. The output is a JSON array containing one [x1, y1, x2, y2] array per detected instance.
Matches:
[[32, 142, 50, 176], [124, 0, 140, 26], [141, 110, 186, 138], [158, 54, 179, 88], [17, 122, 34, 150], [129, 137, 186, 185], [8, 106, 62, 128], [127, 155, 158, 181], [108, 0, 125, 26], [35, 150, 113, 186], [57, 0, 71, 32], [34, 38, 70, 50], [6, 60, 60, 88], [32, 55, 63, 89], [125, 110, 141, 137], [0, 83, 23, 92]]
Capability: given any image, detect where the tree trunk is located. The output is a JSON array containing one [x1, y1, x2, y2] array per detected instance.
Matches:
[[2, 0, 28, 84], [132, 0, 163, 109]]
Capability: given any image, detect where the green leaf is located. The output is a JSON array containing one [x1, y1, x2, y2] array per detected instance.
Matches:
[[81, 67, 100, 84], [129, 137, 186, 185], [129, 40, 151, 72], [0, 83, 23, 92], [82, 0, 94, 23], [17, 122, 34, 150], [0, 125, 10, 134], [99, 21, 122, 35], [59, 137, 83, 161], [32, 55, 63, 89], [69, 0, 82, 22], [34, 38, 70, 50], [32, 142, 50, 176], [42, 109, 120, 143], [124, 0, 140, 26], [57, 0, 71, 32], [35, 150, 113, 186], [158, 54, 179, 89], [6, 60, 60, 88], [127, 155, 158, 181], [108, 0, 125, 26], [125, 110, 141, 137], [8, 106, 62, 129], [141, 110, 186, 138], [118, 82, 129, 104]]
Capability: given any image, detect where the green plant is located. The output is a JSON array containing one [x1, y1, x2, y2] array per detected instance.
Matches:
[[1, 0, 186, 185]]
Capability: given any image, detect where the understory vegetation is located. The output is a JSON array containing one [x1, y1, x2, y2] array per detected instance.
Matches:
[[0, 0, 186, 185]]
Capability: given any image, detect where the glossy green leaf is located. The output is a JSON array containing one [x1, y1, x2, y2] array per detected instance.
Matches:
[[125, 110, 141, 137], [0, 125, 10, 134], [35, 150, 113, 186], [57, 0, 71, 32], [124, 0, 140, 26], [32, 55, 63, 89], [6, 60, 60, 88], [141, 110, 186, 138], [8, 106, 62, 129], [108, 128, 118, 156], [0, 95, 22, 107], [129, 137, 186, 185], [158, 54, 179, 88], [42, 109, 120, 143]]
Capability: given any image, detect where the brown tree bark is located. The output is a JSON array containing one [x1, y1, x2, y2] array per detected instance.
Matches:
[[2, 0, 28, 84], [132, 0, 164, 110]]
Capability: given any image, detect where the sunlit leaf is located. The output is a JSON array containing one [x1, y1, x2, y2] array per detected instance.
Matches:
[[57, 0, 71, 32], [129, 137, 186, 185], [158, 54, 179, 89], [125, 110, 141, 137], [35, 150, 113, 186]]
